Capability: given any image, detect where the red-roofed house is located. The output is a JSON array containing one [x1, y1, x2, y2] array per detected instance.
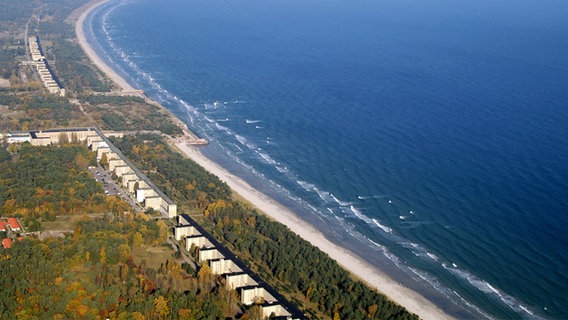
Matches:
[[2, 238, 12, 248], [0, 220, 6, 232], [7, 218, 21, 231]]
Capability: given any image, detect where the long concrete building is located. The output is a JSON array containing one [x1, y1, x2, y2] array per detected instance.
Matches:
[[27, 36, 65, 97], [6, 127, 177, 217], [176, 214, 304, 319], [89, 127, 177, 217]]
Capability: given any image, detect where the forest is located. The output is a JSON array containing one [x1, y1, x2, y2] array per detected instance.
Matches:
[[0, 213, 258, 319], [0, 142, 268, 319], [0, 142, 124, 230]]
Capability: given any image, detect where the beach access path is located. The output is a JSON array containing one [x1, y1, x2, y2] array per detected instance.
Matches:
[[72, 1, 453, 319]]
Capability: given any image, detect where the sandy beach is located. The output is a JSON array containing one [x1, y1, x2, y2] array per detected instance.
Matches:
[[73, 1, 452, 319], [175, 142, 452, 320], [74, 0, 136, 92]]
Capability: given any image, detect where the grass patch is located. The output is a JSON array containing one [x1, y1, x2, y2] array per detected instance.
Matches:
[[40, 215, 76, 232], [132, 245, 174, 269]]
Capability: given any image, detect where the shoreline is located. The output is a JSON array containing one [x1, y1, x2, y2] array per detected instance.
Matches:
[[73, 1, 452, 319], [74, 0, 136, 92]]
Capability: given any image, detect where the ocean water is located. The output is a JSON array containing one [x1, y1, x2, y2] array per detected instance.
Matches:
[[85, 0, 568, 318]]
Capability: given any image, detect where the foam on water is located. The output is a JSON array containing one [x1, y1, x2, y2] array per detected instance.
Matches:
[[275, 165, 289, 173], [234, 134, 247, 146], [331, 194, 352, 207], [297, 180, 315, 191], [313, 187, 335, 204], [258, 152, 277, 165], [358, 195, 387, 200], [215, 123, 232, 134], [347, 205, 394, 235], [443, 264, 545, 320], [372, 219, 393, 234]]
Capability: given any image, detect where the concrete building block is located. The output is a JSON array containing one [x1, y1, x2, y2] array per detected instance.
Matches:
[[126, 179, 138, 193], [122, 173, 138, 188], [261, 304, 291, 318], [136, 188, 156, 203], [199, 248, 224, 262], [105, 152, 121, 161], [138, 180, 150, 189], [96, 147, 111, 160], [185, 235, 212, 251], [108, 158, 126, 171], [210, 259, 242, 275], [178, 215, 191, 225], [240, 286, 276, 305], [145, 196, 162, 211], [225, 273, 258, 289], [174, 225, 198, 241], [87, 138, 101, 148], [114, 165, 133, 177], [165, 203, 177, 218]]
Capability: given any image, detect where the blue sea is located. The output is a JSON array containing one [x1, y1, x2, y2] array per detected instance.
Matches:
[[85, 0, 568, 318]]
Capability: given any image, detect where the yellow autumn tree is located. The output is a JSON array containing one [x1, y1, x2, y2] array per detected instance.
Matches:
[[118, 243, 131, 263], [100, 152, 108, 167], [74, 153, 89, 170], [131, 311, 145, 320], [99, 247, 106, 264], [131, 232, 143, 252], [153, 295, 170, 319], [178, 309, 192, 319], [156, 220, 168, 242], [367, 304, 379, 318]]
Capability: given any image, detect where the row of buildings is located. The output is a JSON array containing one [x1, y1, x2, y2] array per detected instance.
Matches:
[[175, 214, 304, 319], [4, 128, 177, 217], [3, 127, 304, 317], [26, 36, 66, 96]]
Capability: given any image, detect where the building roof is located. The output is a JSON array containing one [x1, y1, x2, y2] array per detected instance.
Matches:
[[7, 218, 21, 230], [8, 131, 31, 137], [0, 220, 5, 231], [2, 238, 12, 249]]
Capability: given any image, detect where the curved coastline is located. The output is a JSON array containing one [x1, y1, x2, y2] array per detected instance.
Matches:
[[73, 1, 453, 319], [74, 0, 135, 92]]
